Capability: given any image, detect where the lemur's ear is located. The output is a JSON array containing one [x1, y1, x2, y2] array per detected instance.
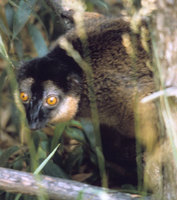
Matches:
[[67, 73, 81, 84], [67, 73, 82, 94]]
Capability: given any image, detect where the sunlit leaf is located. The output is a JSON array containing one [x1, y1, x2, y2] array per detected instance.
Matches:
[[87, 0, 108, 10], [34, 144, 59, 175], [0, 34, 8, 59], [13, 0, 37, 38], [69, 119, 83, 129], [28, 24, 48, 57], [0, 33, 15, 68]]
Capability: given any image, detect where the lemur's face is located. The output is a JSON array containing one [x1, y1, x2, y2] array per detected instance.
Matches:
[[19, 78, 80, 130], [17, 48, 82, 130]]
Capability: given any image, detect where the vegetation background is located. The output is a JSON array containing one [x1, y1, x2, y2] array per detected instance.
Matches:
[[0, 0, 177, 200]]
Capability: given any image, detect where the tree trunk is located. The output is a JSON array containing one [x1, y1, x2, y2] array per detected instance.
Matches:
[[145, 0, 177, 199]]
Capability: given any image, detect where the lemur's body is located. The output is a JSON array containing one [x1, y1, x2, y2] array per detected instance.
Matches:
[[17, 17, 155, 138]]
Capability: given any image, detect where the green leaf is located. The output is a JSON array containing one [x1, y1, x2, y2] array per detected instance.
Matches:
[[42, 160, 69, 179], [31, 130, 48, 150], [69, 120, 83, 128], [14, 38, 23, 59], [0, 70, 7, 105], [13, 158, 24, 170], [6, 193, 18, 200], [0, 146, 19, 167], [66, 127, 86, 144], [37, 145, 47, 160], [81, 119, 96, 148], [65, 146, 84, 173], [0, 18, 11, 37], [51, 123, 66, 151], [13, 0, 37, 38], [5, 4, 14, 31], [0, 34, 14, 71], [95, 146, 107, 187], [40, 140, 49, 152], [0, 34, 8, 59], [28, 24, 48, 57], [23, 195, 37, 200], [77, 191, 84, 200], [87, 0, 108, 11]]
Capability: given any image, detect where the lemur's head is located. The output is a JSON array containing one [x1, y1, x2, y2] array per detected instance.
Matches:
[[17, 47, 82, 130]]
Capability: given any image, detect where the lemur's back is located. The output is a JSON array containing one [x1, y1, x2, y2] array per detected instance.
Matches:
[[60, 17, 155, 137]]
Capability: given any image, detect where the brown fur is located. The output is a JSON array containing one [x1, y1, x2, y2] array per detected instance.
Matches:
[[56, 17, 160, 189], [58, 17, 156, 138]]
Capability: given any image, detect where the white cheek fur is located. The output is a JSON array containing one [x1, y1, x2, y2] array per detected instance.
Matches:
[[49, 95, 80, 123]]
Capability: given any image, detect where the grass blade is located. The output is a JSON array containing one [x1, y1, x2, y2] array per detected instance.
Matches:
[[34, 144, 60, 175]]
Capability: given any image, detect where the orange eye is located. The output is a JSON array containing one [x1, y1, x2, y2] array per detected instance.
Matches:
[[20, 92, 29, 102], [46, 96, 58, 106]]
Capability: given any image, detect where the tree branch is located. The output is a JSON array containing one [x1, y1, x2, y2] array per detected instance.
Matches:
[[0, 167, 150, 200]]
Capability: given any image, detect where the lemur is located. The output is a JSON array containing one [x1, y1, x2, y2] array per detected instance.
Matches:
[[17, 13, 177, 195], [17, 16, 155, 137], [17, 13, 160, 187]]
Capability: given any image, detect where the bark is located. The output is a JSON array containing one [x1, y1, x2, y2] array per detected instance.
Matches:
[[146, 0, 177, 199], [0, 167, 150, 200], [152, 0, 177, 87]]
